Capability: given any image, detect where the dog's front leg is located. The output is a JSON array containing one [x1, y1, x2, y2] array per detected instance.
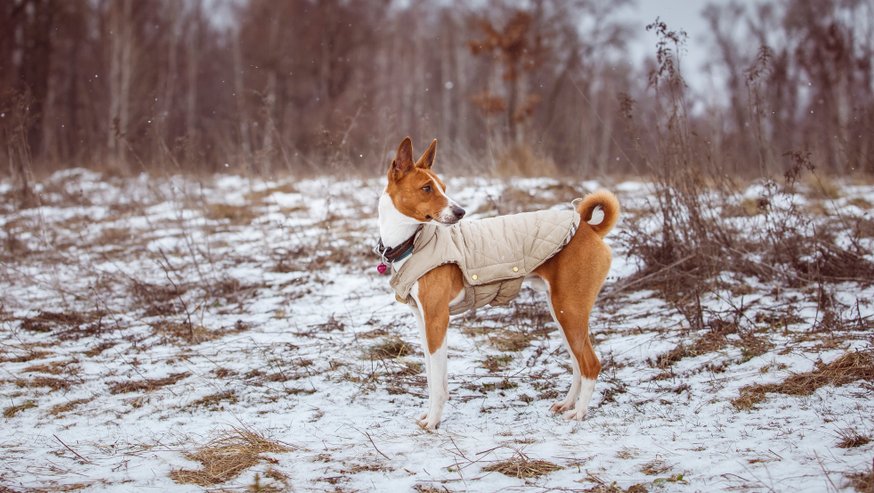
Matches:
[[409, 300, 433, 423], [410, 282, 450, 430]]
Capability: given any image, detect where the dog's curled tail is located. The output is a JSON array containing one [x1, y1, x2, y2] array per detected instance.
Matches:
[[576, 189, 620, 238]]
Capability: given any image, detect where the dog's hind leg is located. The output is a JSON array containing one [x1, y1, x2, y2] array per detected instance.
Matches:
[[548, 298, 600, 420], [545, 293, 582, 414], [535, 226, 612, 421]]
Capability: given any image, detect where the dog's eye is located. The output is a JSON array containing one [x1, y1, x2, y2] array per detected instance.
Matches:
[[422, 185, 432, 193]]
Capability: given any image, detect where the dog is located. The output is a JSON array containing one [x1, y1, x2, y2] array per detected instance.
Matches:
[[376, 137, 619, 430]]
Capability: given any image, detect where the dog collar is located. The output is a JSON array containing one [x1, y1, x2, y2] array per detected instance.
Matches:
[[375, 226, 422, 272]]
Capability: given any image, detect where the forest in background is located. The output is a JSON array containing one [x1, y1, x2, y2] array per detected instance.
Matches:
[[1, 0, 873, 183]]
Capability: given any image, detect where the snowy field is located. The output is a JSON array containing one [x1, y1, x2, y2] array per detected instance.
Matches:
[[1, 169, 872, 492]]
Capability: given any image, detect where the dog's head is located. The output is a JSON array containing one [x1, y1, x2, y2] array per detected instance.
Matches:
[[385, 137, 465, 225]]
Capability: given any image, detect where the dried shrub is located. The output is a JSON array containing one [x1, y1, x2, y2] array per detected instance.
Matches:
[[169, 427, 292, 486], [733, 351, 874, 410]]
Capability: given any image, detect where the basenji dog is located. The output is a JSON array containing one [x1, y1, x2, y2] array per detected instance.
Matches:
[[377, 137, 619, 430]]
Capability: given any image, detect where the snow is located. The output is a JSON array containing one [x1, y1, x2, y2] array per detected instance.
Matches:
[[0, 172, 872, 491]]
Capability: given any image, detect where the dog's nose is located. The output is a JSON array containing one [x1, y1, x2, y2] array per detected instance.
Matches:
[[451, 205, 466, 220]]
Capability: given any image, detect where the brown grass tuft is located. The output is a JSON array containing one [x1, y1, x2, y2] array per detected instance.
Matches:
[[108, 372, 190, 394], [151, 321, 220, 344], [203, 203, 258, 225], [3, 400, 37, 418], [20, 311, 91, 333], [367, 337, 414, 359], [0, 350, 53, 363], [488, 329, 536, 352], [49, 398, 91, 416], [733, 351, 874, 410], [169, 427, 292, 486], [481, 451, 562, 479], [15, 376, 72, 390], [845, 458, 874, 493], [187, 391, 238, 411], [836, 428, 872, 449], [640, 459, 671, 475]]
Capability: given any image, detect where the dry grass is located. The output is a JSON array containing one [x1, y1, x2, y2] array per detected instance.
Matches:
[[3, 399, 37, 418], [14, 376, 72, 391], [169, 427, 292, 486], [367, 337, 414, 359], [733, 351, 874, 410], [49, 398, 90, 416], [583, 485, 648, 493], [23, 359, 77, 375], [83, 341, 116, 357], [203, 203, 258, 225], [846, 459, 874, 493], [836, 428, 872, 449], [481, 451, 562, 479], [488, 329, 536, 352], [640, 459, 671, 475], [151, 321, 227, 344], [0, 349, 53, 363], [20, 311, 93, 333], [481, 354, 513, 372], [108, 372, 190, 394], [187, 391, 238, 411]]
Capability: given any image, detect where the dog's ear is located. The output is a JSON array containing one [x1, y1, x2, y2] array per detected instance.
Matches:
[[390, 137, 414, 179], [416, 139, 437, 169]]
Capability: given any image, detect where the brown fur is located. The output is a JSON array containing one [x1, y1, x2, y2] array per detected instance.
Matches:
[[386, 137, 619, 425], [416, 190, 618, 390], [386, 138, 450, 223]]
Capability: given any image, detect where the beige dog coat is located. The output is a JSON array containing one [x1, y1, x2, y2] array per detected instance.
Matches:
[[390, 203, 581, 315]]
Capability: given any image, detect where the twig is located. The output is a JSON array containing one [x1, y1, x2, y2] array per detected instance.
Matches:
[[53, 434, 92, 464], [359, 429, 391, 461]]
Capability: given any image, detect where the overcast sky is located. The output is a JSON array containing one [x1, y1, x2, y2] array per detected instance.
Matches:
[[619, 0, 734, 96]]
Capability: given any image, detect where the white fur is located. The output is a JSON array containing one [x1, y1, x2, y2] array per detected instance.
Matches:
[[588, 205, 604, 225], [564, 378, 596, 421], [410, 283, 449, 430], [546, 292, 582, 416], [378, 192, 421, 249]]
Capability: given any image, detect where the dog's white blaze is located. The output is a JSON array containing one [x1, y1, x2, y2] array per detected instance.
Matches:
[[433, 178, 462, 224], [588, 205, 605, 225]]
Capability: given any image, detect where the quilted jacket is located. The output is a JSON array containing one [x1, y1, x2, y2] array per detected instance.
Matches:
[[390, 202, 581, 315]]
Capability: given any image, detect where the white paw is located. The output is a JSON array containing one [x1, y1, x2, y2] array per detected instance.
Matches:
[[562, 407, 588, 421], [416, 414, 440, 431], [550, 400, 574, 413]]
